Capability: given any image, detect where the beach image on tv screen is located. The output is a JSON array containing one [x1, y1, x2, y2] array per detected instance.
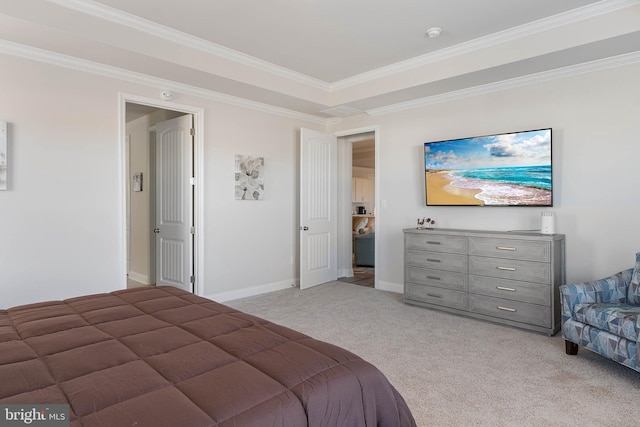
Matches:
[[424, 129, 552, 206]]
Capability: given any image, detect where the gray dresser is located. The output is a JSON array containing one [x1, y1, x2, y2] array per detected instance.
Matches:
[[403, 228, 565, 335]]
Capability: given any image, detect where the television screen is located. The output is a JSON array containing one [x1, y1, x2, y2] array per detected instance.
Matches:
[[424, 128, 552, 206]]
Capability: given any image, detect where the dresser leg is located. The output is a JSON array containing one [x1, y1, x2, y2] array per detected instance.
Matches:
[[565, 340, 578, 355]]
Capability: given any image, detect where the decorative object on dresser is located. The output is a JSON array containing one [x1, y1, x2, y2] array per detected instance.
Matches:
[[417, 217, 435, 230], [560, 252, 640, 372], [540, 211, 555, 235], [403, 228, 565, 335]]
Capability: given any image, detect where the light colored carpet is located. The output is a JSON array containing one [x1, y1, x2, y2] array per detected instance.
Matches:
[[226, 281, 640, 426]]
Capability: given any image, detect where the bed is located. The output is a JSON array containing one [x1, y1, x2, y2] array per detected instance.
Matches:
[[0, 286, 415, 426]]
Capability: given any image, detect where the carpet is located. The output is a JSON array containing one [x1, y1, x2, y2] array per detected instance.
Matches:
[[226, 281, 640, 426]]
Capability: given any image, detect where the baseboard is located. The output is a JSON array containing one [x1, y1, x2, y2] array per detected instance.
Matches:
[[208, 278, 298, 303], [338, 268, 354, 278], [128, 271, 150, 285], [207, 276, 398, 302], [376, 280, 403, 294]]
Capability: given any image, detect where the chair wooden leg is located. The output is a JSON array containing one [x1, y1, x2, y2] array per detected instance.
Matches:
[[565, 340, 579, 355]]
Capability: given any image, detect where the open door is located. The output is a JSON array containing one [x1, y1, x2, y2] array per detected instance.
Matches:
[[155, 114, 194, 292], [299, 128, 338, 289]]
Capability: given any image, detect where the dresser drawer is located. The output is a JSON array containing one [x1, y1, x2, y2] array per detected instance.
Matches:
[[469, 294, 550, 328], [405, 233, 467, 254], [404, 228, 565, 335], [469, 275, 550, 305], [468, 237, 550, 262], [406, 250, 468, 273], [405, 266, 468, 292], [405, 283, 468, 311], [469, 256, 550, 284]]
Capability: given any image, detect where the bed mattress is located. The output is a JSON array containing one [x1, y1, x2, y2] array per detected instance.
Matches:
[[0, 286, 415, 426]]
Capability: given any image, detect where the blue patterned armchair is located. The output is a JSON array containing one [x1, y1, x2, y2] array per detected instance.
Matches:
[[560, 253, 640, 371]]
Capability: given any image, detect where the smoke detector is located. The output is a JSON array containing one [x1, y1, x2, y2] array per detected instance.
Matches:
[[426, 27, 441, 38]]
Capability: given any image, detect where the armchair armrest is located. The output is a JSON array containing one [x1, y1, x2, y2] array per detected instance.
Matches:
[[560, 268, 633, 321]]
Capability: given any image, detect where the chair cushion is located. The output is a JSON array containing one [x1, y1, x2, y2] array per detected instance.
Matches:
[[573, 303, 640, 341], [627, 252, 640, 304]]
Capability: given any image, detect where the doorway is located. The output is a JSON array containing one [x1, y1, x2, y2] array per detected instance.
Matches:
[[350, 138, 375, 287], [120, 95, 205, 295], [336, 128, 378, 288], [298, 126, 378, 290]]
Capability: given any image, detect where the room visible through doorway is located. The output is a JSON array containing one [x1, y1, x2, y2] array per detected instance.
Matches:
[[124, 101, 197, 293], [339, 134, 375, 288]]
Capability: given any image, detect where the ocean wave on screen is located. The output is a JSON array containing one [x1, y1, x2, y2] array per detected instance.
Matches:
[[446, 175, 551, 205]]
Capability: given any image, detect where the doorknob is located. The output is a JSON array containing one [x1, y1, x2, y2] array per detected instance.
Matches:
[[153, 228, 160, 234], [301, 226, 309, 231]]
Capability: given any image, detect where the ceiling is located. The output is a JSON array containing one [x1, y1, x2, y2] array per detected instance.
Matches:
[[1, 0, 639, 120]]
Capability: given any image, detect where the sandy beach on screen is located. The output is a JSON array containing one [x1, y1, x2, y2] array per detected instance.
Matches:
[[426, 171, 483, 205]]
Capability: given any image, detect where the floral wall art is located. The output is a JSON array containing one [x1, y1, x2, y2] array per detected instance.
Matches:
[[0, 121, 7, 191], [235, 155, 264, 200]]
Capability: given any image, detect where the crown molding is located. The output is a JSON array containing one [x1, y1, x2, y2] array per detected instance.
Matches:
[[47, 0, 331, 91], [3, 36, 637, 124], [44, 0, 640, 96], [0, 39, 329, 125], [4, 1, 640, 124], [332, 0, 640, 91], [365, 50, 640, 116]]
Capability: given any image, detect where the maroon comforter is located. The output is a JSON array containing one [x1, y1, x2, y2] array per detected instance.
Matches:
[[0, 286, 415, 426]]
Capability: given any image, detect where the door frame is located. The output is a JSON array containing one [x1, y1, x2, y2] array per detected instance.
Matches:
[[335, 125, 379, 288], [118, 93, 205, 296]]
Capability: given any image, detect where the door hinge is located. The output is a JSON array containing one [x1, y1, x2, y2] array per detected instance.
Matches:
[[189, 275, 195, 284], [190, 226, 195, 234], [190, 128, 195, 136], [189, 177, 196, 185]]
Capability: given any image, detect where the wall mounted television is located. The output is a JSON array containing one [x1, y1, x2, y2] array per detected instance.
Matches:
[[424, 128, 552, 206]]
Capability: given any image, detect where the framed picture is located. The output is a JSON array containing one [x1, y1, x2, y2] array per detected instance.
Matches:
[[0, 121, 7, 191], [133, 172, 143, 192], [235, 155, 264, 200]]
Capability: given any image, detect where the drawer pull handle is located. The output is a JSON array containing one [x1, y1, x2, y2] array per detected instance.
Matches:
[[427, 259, 441, 263], [498, 306, 517, 312], [496, 246, 516, 251], [496, 286, 516, 292], [426, 241, 442, 245], [427, 293, 443, 298], [427, 276, 442, 281], [497, 266, 516, 271]]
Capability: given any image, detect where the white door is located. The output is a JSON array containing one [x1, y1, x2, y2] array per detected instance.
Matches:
[[300, 128, 338, 289], [155, 115, 194, 292]]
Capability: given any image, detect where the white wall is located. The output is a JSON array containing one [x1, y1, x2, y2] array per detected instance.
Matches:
[[0, 57, 122, 308], [201, 105, 318, 300], [331, 62, 640, 289], [1, 53, 638, 309], [0, 54, 322, 308]]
